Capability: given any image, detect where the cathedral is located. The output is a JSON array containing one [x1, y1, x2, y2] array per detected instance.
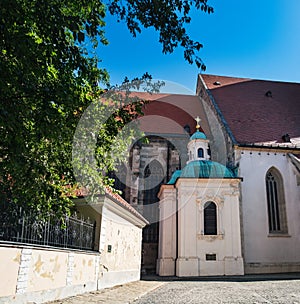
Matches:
[[113, 74, 300, 276]]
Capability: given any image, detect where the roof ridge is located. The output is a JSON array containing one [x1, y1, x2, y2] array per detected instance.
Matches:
[[201, 73, 300, 85]]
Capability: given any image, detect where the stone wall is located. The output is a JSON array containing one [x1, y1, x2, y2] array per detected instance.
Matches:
[[125, 135, 184, 273], [0, 194, 147, 303], [0, 245, 99, 304], [196, 75, 236, 167], [125, 135, 184, 212]]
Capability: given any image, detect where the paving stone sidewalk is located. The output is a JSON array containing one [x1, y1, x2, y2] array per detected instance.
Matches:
[[134, 278, 300, 304], [46, 280, 164, 304], [47, 273, 300, 304]]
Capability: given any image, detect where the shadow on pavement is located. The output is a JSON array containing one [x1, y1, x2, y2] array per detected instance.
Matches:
[[141, 272, 300, 283]]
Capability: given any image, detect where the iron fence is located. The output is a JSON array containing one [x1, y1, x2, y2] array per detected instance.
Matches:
[[0, 205, 96, 251]]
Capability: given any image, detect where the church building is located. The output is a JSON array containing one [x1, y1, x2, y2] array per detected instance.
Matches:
[[157, 118, 244, 276], [113, 74, 300, 275]]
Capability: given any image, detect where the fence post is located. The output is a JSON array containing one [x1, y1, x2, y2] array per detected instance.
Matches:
[[80, 217, 84, 249], [64, 215, 69, 248], [44, 216, 50, 246]]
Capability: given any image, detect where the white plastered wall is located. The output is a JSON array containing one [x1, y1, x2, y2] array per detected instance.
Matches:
[[175, 178, 244, 276], [237, 149, 300, 273], [157, 178, 244, 277], [97, 203, 144, 289]]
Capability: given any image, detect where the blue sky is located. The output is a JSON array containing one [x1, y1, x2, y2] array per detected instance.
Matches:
[[97, 0, 300, 93]]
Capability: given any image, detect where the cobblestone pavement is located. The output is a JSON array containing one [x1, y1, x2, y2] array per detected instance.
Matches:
[[46, 280, 164, 304], [47, 274, 300, 304], [135, 274, 300, 304]]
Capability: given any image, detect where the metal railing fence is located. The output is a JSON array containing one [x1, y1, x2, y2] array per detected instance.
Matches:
[[0, 204, 95, 251]]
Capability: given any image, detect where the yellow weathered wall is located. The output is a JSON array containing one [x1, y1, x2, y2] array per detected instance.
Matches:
[[0, 197, 145, 302], [72, 253, 96, 285], [0, 247, 21, 297], [27, 250, 68, 292], [0, 245, 100, 303], [100, 209, 142, 273]]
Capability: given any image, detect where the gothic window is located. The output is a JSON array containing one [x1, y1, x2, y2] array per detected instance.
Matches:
[[143, 160, 164, 243], [265, 168, 288, 233], [144, 160, 164, 204], [204, 201, 217, 235], [198, 148, 204, 158]]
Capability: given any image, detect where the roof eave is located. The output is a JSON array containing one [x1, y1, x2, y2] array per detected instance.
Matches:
[[235, 143, 300, 153]]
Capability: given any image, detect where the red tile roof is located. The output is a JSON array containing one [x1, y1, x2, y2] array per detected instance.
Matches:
[[74, 187, 148, 224], [140, 93, 208, 135], [102, 91, 209, 136], [200, 74, 300, 145], [104, 187, 149, 224]]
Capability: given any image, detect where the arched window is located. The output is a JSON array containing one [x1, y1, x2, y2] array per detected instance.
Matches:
[[198, 148, 204, 158], [144, 160, 164, 202], [265, 168, 288, 233], [204, 201, 217, 235], [143, 160, 164, 243]]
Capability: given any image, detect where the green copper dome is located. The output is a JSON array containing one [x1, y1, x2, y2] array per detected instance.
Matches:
[[182, 160, 235, 178], [167, 170, 182, 185], [167, 160, 235, 184], [190, 130, 207, 140]]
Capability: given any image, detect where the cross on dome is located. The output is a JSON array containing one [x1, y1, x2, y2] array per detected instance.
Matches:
[[195, 116, 201, 130], [190, 116, 207, 140]]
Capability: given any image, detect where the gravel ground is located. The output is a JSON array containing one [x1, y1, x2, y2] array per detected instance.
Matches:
[[133, 277, 300, 304]]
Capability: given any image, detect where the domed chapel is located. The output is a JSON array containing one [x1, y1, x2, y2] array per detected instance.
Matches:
[[157, 117, 244, 276]]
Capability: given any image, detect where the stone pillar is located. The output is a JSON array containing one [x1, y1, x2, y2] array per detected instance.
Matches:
[[16, 247, 32, 294], [66, 252, 74, 286]]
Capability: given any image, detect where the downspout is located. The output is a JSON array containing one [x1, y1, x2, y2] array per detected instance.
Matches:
[[175, 187, 178, 276]]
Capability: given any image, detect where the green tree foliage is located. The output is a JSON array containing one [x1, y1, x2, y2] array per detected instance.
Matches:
[[0, 0, 213, 217]]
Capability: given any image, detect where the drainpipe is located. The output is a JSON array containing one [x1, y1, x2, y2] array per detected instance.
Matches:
[[175, 187, 178, 276]]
